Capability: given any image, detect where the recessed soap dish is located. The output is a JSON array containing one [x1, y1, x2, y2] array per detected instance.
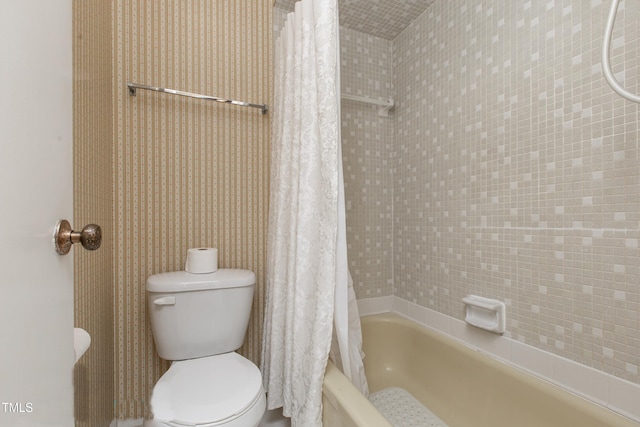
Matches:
[[463, 295, 506, 334]]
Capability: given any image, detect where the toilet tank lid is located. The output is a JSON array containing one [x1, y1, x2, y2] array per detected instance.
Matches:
[[146, 268, 255, 293]]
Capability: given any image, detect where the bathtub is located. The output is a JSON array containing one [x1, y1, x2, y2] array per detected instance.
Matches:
[[322, 313, 638, 427]]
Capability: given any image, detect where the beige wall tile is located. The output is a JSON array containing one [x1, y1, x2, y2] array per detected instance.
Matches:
[[390, 0, 640, 386], [340, 27, 395, 299], [342, 0, 640, 389]]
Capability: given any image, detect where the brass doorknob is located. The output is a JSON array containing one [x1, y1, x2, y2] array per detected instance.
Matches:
[[54, 219, 102, 255]]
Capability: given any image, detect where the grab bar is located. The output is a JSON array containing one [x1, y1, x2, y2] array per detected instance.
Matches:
[[127, 82, 269, 115]]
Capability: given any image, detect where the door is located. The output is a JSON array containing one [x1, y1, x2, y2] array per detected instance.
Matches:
[[0, 2, 75, 426]]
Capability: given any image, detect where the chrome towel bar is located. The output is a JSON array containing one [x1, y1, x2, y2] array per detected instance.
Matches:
[[127, 82, 269, 115]]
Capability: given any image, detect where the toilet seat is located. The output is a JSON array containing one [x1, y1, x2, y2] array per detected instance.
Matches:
[[150, 352, 265, 426]]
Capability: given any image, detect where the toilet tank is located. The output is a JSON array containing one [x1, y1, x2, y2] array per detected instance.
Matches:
[[146, 269, 256, 361]]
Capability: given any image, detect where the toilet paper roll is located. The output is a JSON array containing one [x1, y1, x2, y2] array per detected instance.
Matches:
[[185, 248, 218, 274]]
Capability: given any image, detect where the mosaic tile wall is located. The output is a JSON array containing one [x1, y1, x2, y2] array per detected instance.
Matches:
[[275, 0, 436, 40], [393, 0, 640, 384], [340, 27, 395, 298], [274, 0, 640, 387]]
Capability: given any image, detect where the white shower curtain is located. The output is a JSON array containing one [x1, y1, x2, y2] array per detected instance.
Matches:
[[261, 0, 367, 425]]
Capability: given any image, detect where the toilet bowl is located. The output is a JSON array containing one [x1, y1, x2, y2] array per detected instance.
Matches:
[[145, 269, 265, 427], [146, 353, 265, 427]]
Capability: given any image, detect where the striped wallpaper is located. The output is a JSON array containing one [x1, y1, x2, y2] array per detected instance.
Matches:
[[73, 1, 115, 426], [113, 0, 272, 419]]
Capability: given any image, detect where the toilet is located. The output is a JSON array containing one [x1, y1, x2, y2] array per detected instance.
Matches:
[[144, 268, 266, 427]]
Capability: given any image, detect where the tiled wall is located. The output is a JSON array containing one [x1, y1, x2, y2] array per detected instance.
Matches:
[[392, 0, 639, 385], [278, 0, 640, 394], [72, 1, 115, 426], [340, 27, 395, 298], [113, 0, 272, 418], [275, 0, 436, 40]]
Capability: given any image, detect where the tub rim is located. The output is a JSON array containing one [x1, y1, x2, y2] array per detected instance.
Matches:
[[322, 359, 393, 427]]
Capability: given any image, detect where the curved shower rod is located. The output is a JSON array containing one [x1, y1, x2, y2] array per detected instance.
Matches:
[[601, 0, 640, 103]]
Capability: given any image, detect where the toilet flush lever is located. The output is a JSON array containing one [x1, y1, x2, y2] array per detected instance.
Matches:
[[153, 297, 176, 306], [54, 219, 102, 255]]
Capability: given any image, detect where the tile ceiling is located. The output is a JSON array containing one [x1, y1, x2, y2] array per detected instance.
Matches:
[[274, 0, 436, 40]]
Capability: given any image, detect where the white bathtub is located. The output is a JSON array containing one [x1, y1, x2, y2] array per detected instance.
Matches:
[[323, 313, 638, 427]]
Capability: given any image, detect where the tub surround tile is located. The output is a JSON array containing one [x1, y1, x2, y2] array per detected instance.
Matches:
[[427, 307, 451, 336], [510, 340, 554, 381], [391, 296, 409, 318], [475, 329, 511, 363], [339, 0, 640, 394], [275, 0, 436, 40], [407, 299, 429, 326], [358, 296, 393, 316], [450, 318, 479, 349], [361, 296, 640, 423], [338, 0, 640, 419], [553, 357, 610, 407], [608, 377, 640, 423], [340, 26, 395, 300]]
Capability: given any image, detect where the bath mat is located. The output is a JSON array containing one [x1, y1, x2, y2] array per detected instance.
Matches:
[[369, 387, 449, 427]]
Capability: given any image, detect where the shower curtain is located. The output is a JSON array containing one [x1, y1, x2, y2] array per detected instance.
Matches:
[[261, 0, 367, 425]]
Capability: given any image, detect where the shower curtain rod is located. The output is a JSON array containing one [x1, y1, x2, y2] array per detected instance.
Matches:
[[127, 82, 269, 114], [341, 93, 394, 117]]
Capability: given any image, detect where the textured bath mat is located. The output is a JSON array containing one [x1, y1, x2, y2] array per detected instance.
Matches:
[[369, 387, 449, 427]]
